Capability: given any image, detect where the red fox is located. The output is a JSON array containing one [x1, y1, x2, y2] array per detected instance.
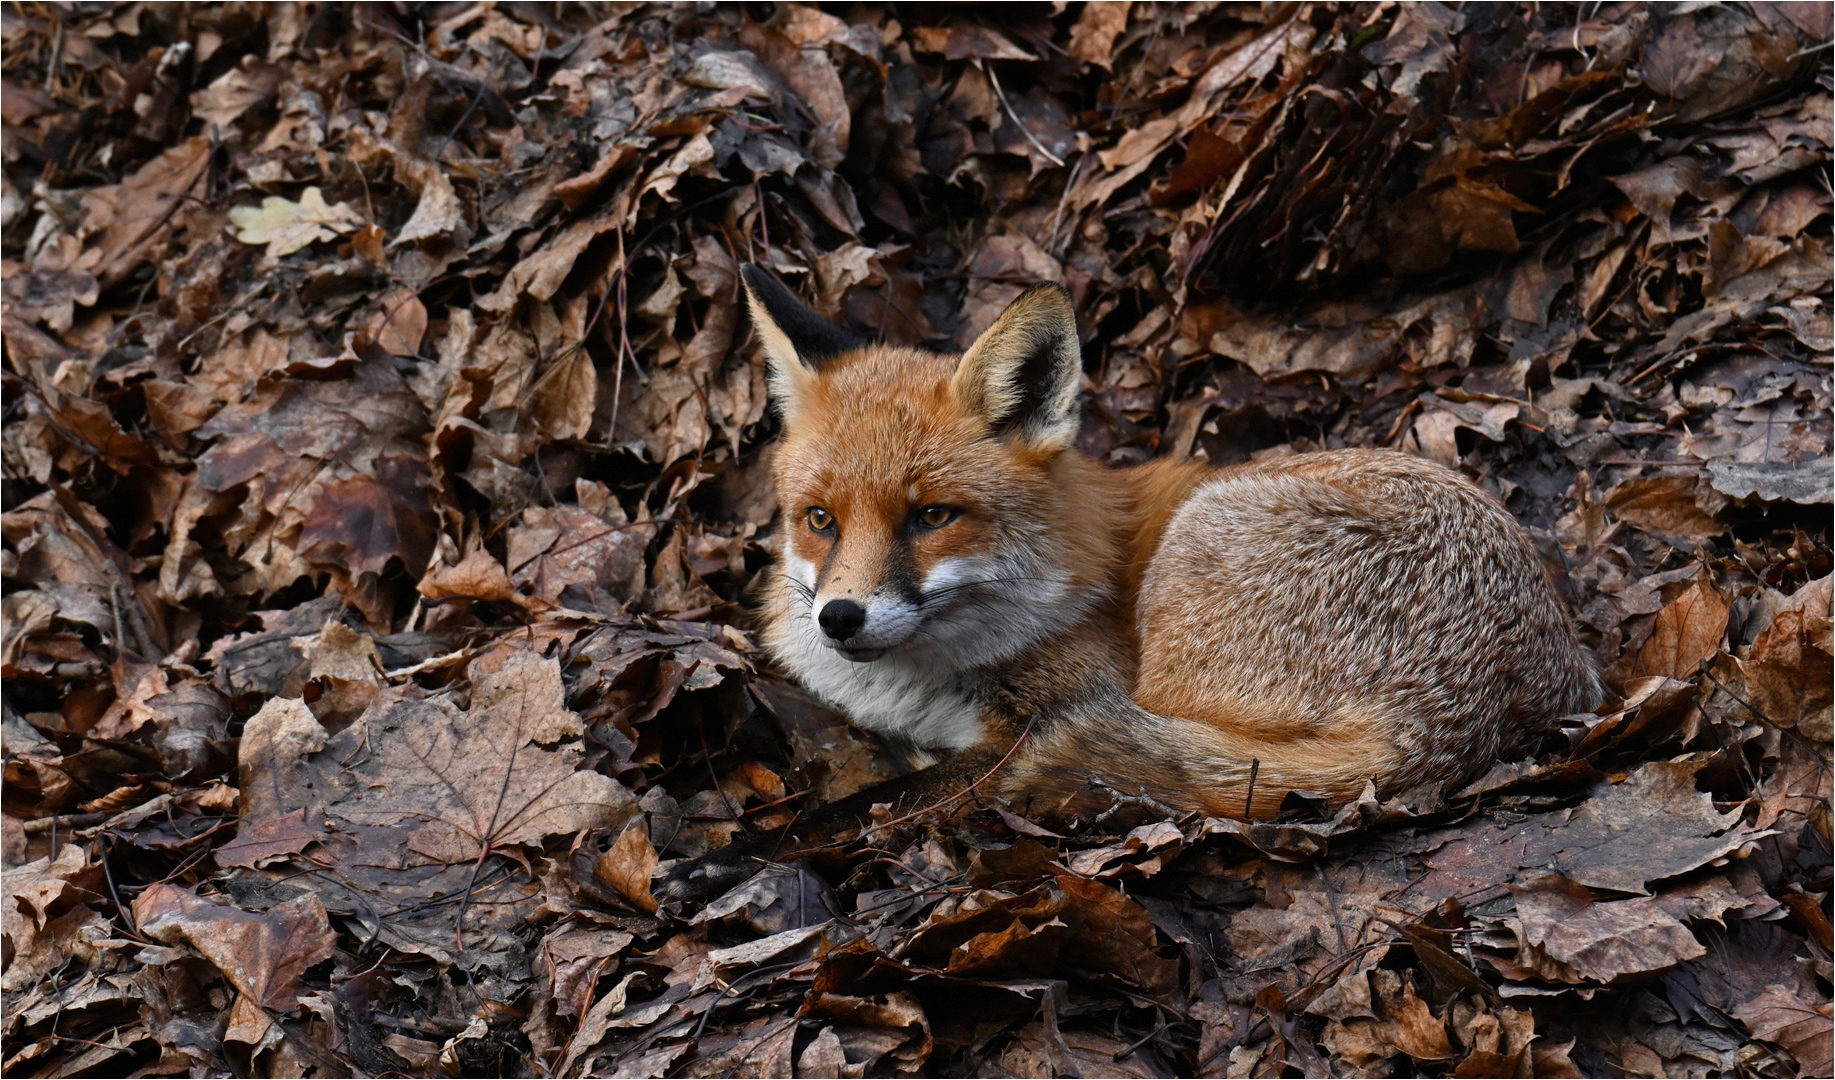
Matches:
[[661, 267, 1599, 901]]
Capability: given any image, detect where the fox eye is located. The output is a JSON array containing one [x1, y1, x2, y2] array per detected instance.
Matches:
[[806, 507, 835, 533], [915, 506, 958, 529]]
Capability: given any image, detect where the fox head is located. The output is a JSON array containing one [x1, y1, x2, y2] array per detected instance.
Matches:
[[741, 264, 1094, 669]]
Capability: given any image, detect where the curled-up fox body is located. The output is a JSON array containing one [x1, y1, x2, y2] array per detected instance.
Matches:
[[659, 267, 1599, 902]]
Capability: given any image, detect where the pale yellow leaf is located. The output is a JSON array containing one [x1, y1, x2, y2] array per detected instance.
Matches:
[[228, 186, 364, 258]]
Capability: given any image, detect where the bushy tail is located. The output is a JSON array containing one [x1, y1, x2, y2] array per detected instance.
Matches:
[[999, 691, 1406, 822]]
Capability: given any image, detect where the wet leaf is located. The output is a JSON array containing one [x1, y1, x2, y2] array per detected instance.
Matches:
[[132, 884, 336, 1015]]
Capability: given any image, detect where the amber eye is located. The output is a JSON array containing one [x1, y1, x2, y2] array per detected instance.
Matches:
[[916, 506, 958, 529], [806, 507, 834, 533]]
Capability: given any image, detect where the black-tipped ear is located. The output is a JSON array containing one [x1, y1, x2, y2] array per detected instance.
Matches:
[[950, 282, 1083, 449], [738, 264, 862, 371]]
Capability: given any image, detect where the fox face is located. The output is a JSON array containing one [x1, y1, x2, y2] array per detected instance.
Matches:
[[742, 266, 1099, 745], [774, 350, 1068, 660]]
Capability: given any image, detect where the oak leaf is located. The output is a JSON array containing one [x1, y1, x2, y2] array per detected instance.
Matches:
[[229, 187, 364, 258]]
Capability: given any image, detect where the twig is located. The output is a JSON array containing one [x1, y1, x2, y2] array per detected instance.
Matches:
[[435, 52, 496, 160], [1596, 459, 1701, 467], [453, 842, 493, 953], [1698, 657, 1773, 727], [1088, 781, 1185, 826], [859, 715, 1038, 839], [1244, 758, 1261, 820], [97, 834, 146, 940], [1319, 863, 1349, 956], [1046, 152, 1088, 254], [1113, 1020, 1177, 1063], [24, 812, 108, 834], [976, 59, 1066, 167], [697, 684, 748, 828], [692, 960, 804, 1038]]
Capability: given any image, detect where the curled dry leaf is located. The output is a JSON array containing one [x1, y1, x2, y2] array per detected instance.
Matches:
[[132, 884, 336, 1015], [595, 822, 660, 913], [1067, 2, 1130, 69]]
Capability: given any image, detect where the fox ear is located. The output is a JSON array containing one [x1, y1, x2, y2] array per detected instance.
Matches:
[[952, 282, 1082, 449], [739, 264, 862, 419]]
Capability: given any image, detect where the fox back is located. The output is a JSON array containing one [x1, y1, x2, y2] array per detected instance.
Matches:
[[741, 266, 1599, 817]]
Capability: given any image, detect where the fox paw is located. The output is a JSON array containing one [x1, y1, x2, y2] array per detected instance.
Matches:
[[653, 843, 765, 913]]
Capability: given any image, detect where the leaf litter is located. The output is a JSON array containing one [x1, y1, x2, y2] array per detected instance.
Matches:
[[1, 3, 1829, 1077]]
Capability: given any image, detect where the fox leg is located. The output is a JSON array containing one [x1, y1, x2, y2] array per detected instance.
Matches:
[[657, 689, 1397, 907], [654, 743, 1007, 907]]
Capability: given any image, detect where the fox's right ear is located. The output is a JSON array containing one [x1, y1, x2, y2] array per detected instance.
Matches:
[[739, 264, 861, 421]]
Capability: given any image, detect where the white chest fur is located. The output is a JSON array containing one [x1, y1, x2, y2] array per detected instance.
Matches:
[[771, 623, 988, 751]]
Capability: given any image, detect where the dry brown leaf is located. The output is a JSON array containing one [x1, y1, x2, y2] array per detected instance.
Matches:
[[526, 349, 597, 441], [1372, 970, 1453, 1062], [1633, 570, 1730, 681], [132, 884, 336, 1015], [1055, 872, 1178, 995], [742, 21, 851, 169], [1, 845, 103, 993], [213, 809, 322, 869], [1511, 874, 1705, 984], [367, 287, 428, 357], [595, 822, 661, 913], [296, 458, 437, 577], [1543, 760, 1761, 895], [909, 24, 1034, 61], [1734, 981, 1835, 1076], [418, 547, 519, 604], [2, 264, 98, 332], [1738, 574, 1833, 738], [190, 60, 282, 129], [1415, 760, 1764, 904], [554, 144, 638, 211], [509, 503, 651, 611], [334, 656, 629, 861], [86, 136, 211, 285], [1605, 474, 1727, 539], [1068, 2, 1131, 69]]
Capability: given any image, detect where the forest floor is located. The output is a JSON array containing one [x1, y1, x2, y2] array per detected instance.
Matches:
[[2, 3, 1831, 1077]]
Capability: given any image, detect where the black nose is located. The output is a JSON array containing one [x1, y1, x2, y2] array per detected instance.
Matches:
[[818, 599, 867, 640]]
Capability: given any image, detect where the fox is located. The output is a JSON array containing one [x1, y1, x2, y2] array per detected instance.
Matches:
[[659, 266, 1600, 902]]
